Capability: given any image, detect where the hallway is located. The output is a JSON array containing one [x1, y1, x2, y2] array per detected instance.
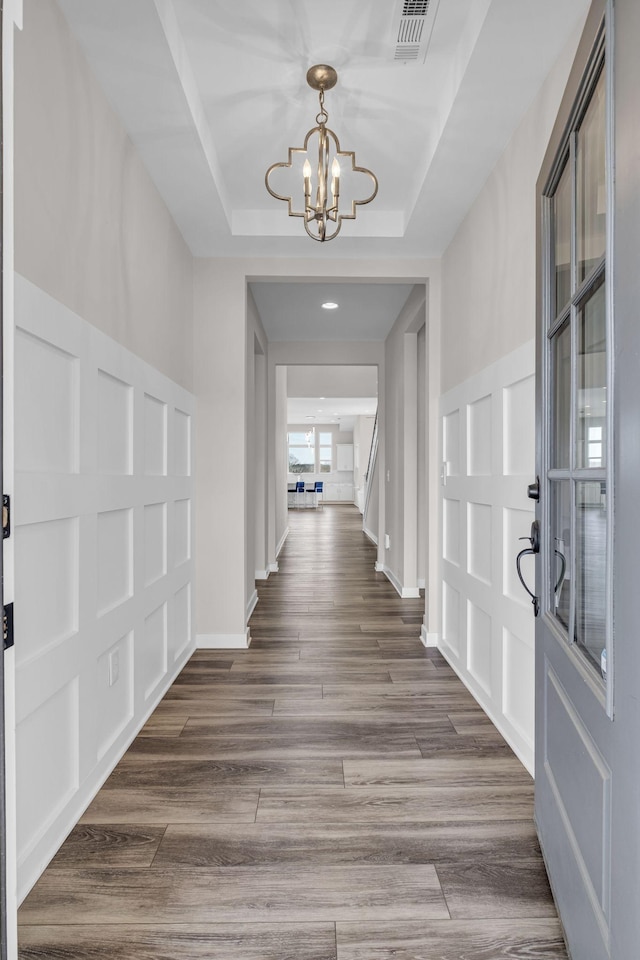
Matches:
[[17, 506, 566, 959]]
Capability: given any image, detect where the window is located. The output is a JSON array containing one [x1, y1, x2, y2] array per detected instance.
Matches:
[[319, 432, 332, 473], [545, 56, 609, 679], [288, 430, 315, 474], [288, 428, 335, 473]]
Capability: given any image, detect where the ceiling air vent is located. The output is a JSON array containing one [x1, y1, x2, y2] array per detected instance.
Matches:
[[394, 0, 439, 64]]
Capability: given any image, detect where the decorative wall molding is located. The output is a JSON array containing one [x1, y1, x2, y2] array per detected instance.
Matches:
[[14, 274, 196, 901], [439, 339, 536, 774]]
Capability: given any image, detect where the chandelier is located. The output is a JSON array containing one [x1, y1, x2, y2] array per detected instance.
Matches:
[[265, 65, 378, 242]]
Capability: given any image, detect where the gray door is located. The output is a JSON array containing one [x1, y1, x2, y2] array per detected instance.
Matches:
[[0, 0, 7, 960], [0, 3, 7, 956], [535, 1, 640, 958]]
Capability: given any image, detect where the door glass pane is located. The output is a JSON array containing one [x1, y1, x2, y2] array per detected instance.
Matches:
[[575, 480, 607, 669], [553, 161, 572, 314], [577, 280, 606, 468], [551, 321, 571, 469], [577, 69, 606, 283], [549, 480, 571, 629]]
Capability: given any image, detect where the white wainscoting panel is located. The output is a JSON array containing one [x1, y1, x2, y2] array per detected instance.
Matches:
[[14, 274, 196, 901], [439, 341, 535, 773]]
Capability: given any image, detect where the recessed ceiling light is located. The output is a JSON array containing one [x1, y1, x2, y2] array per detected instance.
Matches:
[[322, 301, 338, 310]]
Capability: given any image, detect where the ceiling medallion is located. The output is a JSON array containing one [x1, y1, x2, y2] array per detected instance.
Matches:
[[265, 65, 378, 242]]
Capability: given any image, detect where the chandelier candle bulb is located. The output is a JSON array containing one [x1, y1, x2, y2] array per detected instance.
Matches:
[[303, 159, 312, 200], [331, 157, 340, 205]]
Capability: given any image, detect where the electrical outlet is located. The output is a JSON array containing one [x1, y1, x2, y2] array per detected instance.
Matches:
[[109, 649, 120, 687]]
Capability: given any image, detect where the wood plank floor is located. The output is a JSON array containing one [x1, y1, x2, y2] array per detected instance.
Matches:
[[18, 504, 567, 959]]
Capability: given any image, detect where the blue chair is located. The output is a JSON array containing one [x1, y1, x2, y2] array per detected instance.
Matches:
[[295, 479, 305, 508], [314, 480, 324, 509]]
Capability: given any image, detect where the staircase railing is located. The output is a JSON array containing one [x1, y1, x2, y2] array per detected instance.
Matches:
[[363, 410, 378, 522]]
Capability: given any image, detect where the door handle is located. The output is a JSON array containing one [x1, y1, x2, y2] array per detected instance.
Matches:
[[527, 476, 540, 501], [516, 520, 540, 616]]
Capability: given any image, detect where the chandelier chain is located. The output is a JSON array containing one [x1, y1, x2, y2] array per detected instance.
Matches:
[[315, 89, 329, 127]]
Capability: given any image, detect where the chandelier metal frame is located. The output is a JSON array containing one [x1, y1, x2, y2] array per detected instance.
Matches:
[[265, 65, 378, 242]]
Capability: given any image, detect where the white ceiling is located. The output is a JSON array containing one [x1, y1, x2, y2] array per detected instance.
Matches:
[[56, 0, 590, 260], [251, 282, 414, 341], [288, 397, 377, 430]]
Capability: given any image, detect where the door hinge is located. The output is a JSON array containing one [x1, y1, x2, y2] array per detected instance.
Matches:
[[2, 494, 10, 539], [3, 603, 14, 651]]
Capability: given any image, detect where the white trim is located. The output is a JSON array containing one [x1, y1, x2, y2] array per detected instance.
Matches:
[[374, 560, 385, 572], [381, 565, 421, 599], [255, 568, 269, 580], [197, 631, 251, 650], [363, 525, 378, 546], [268, 561, 279, 573], [246, 589, 259, 620], [417, 578, 426, 590], [420, 625, 439, 647], [276, 526, 289, 558]]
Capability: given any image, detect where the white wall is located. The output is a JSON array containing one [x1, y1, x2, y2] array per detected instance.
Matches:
[[287, 365, 378, 398], [274, 366, 288, 560], [382, 286, 426, 599], [246, 291, 269, 613], [438, 23, 585, 769], [417, 323, 427, 587], [193, 260, 248, 647], [14, 0, 194, 391], [441, 23, 584, 395]]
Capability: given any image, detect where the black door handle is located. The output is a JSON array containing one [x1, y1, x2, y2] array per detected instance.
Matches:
[[516, 520, 540, 616]]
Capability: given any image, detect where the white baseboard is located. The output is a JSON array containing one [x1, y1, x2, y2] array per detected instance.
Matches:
[[197, 631, 251, 649], [363, 525, 378, 546], [268, 561, 279, 573], [375, 560, 385, 572], [276, 526, 289, 558], [381, 565, 421, 599], [255, 568, 269, 580], [417, 578, 426, 590], [420, 625, 439, 647], [246, 589, 259, 619]]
